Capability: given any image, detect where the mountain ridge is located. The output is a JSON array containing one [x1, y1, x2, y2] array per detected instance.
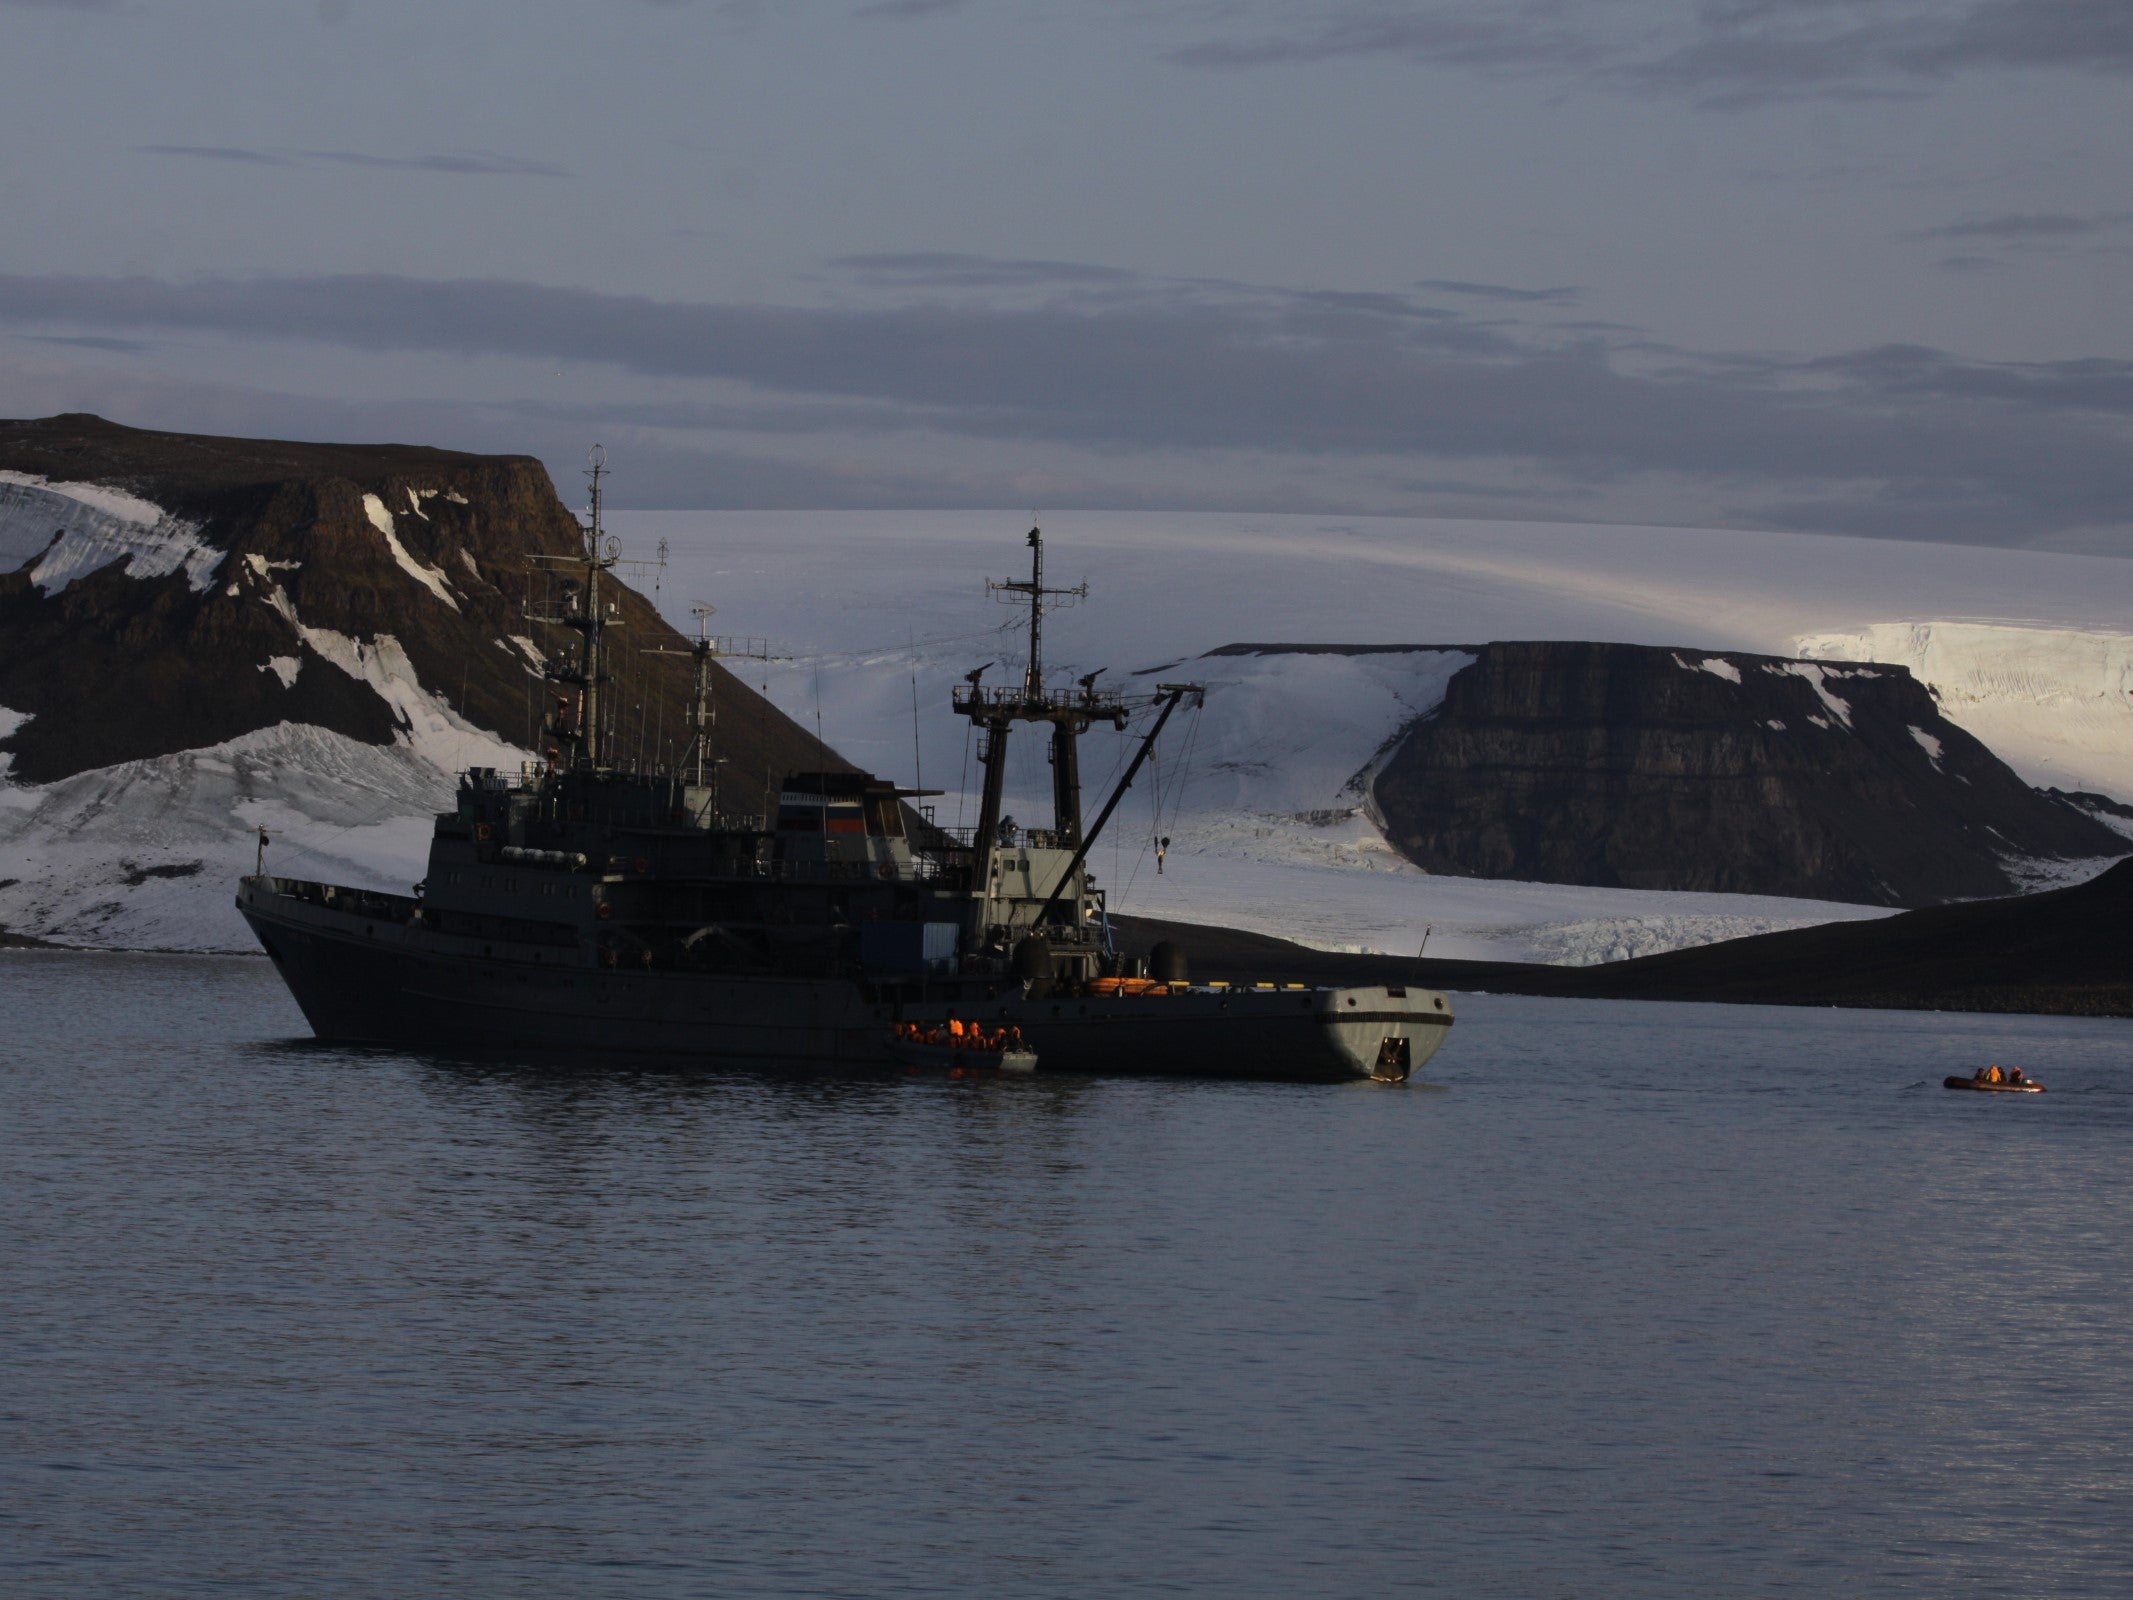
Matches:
[[1207, 641, 2127, 906], [0, 413, 844, 790]]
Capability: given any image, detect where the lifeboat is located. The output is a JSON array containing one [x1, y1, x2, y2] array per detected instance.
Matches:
[[1944, 1071, 2046, 1094], [887, 1020, 1037, 1074], [1087, 976, 1171, 996]]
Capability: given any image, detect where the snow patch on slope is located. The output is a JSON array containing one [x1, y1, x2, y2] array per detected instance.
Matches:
[[1998, 853, 2126, 895], [0, 723, 452, 950], [1675, 653, 1741, 684], [0, 702, 28, 780], [362, 492, 459, 611], [1798, 622, 2133, 800], [0, 471, 221, 596], [0, 565, 529, 946], [1767, 661, 1854, 727], [253, 579, 521, 775], [1179, 649, 1474, 816]]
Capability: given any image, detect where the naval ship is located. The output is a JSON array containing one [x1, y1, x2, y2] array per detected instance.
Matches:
[[237, 462, 1452, 1081]]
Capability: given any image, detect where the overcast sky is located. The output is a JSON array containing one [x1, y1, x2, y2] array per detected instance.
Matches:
[[1, 0, 2128, 549]]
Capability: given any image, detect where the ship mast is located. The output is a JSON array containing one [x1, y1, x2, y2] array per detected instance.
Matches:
[[574, 447, 613, 767], [993, 524, 1069, 701], [528, 446, 658, 772], [643, 603, 770, 818], [958, 527, 1125, 864]]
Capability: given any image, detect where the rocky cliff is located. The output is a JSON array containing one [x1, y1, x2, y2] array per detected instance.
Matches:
[[0, 414, 846, 946], [0, 413, 841, 788], [1211, 642, 2127, 907]]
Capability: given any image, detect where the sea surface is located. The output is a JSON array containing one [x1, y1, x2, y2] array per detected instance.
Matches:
[[5, 952, 2132, 1598]]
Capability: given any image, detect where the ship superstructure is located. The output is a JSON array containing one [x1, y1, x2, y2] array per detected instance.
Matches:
[[237, 461, 1452, 1081]]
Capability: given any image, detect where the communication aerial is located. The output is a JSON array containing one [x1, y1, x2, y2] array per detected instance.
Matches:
[[985, 523, 1088, 700], [521, 445, 666, 768]]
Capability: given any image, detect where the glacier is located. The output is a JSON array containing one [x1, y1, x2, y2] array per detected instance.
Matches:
[[1796, 621, 2133, 799]]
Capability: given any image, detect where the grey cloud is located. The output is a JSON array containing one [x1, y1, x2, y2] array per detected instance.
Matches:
[[855, 0, 968, 17], [0, 267, 2126, 543], [137, 145, 564, 177], [300, 150, 569, 177], [1919, 211, 2133, 240], [1418, 279, 1581, 304], [1170, 1, 2133, 102], [830, 253, 1143, 288], [139, 145, 293, 166], [1806, 344, 2133, 415], [829, 255, 1486, 337], [19, 334, 149, 353], [1913, 0, 2133, 74], [1173, 4, 1607, 74]]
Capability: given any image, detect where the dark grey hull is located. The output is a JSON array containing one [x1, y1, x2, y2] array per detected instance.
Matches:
[[238, 880, 1450, 1082]]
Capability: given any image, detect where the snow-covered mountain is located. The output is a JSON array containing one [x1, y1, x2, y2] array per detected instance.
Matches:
[[1253, 640, 2122, 906], [0, 416, 843, 950]]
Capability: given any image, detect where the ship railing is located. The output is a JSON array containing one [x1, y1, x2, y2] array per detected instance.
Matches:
[[736, 854, 972, 887], [258, 876, 419, 919], [906, 825, 1076, 852], [952, 684, 1127, 716]]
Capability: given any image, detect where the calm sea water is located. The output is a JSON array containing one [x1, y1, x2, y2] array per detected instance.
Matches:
[[5, 952, 2132, 1598]]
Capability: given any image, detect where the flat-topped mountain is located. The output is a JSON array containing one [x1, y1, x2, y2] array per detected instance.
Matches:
[[0, 413, 841, 788], [1209, 642, 2128, 907], [0, 414, 847, 947]]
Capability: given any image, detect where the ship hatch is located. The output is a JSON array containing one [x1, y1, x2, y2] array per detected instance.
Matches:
[[1372, 1036, 1411, 1083]]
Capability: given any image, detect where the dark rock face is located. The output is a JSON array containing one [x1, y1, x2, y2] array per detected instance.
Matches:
[[0, 413, 845, 790], [1226, 641, 2127, 907]]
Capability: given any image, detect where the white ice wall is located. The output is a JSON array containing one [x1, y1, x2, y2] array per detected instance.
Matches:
[[1797, 622, 2133, 799]]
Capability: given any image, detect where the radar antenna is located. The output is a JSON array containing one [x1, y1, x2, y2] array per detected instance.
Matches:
[[987, 525, 1087, 700], [643, 600, 770, 813]]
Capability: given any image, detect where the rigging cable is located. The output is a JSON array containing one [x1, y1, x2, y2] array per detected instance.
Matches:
[[955, 716, 973, 834], [910, 662, 924, 796]]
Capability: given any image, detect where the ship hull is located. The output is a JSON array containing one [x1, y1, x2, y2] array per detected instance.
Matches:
[[239, 881, 1449, 1083]]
